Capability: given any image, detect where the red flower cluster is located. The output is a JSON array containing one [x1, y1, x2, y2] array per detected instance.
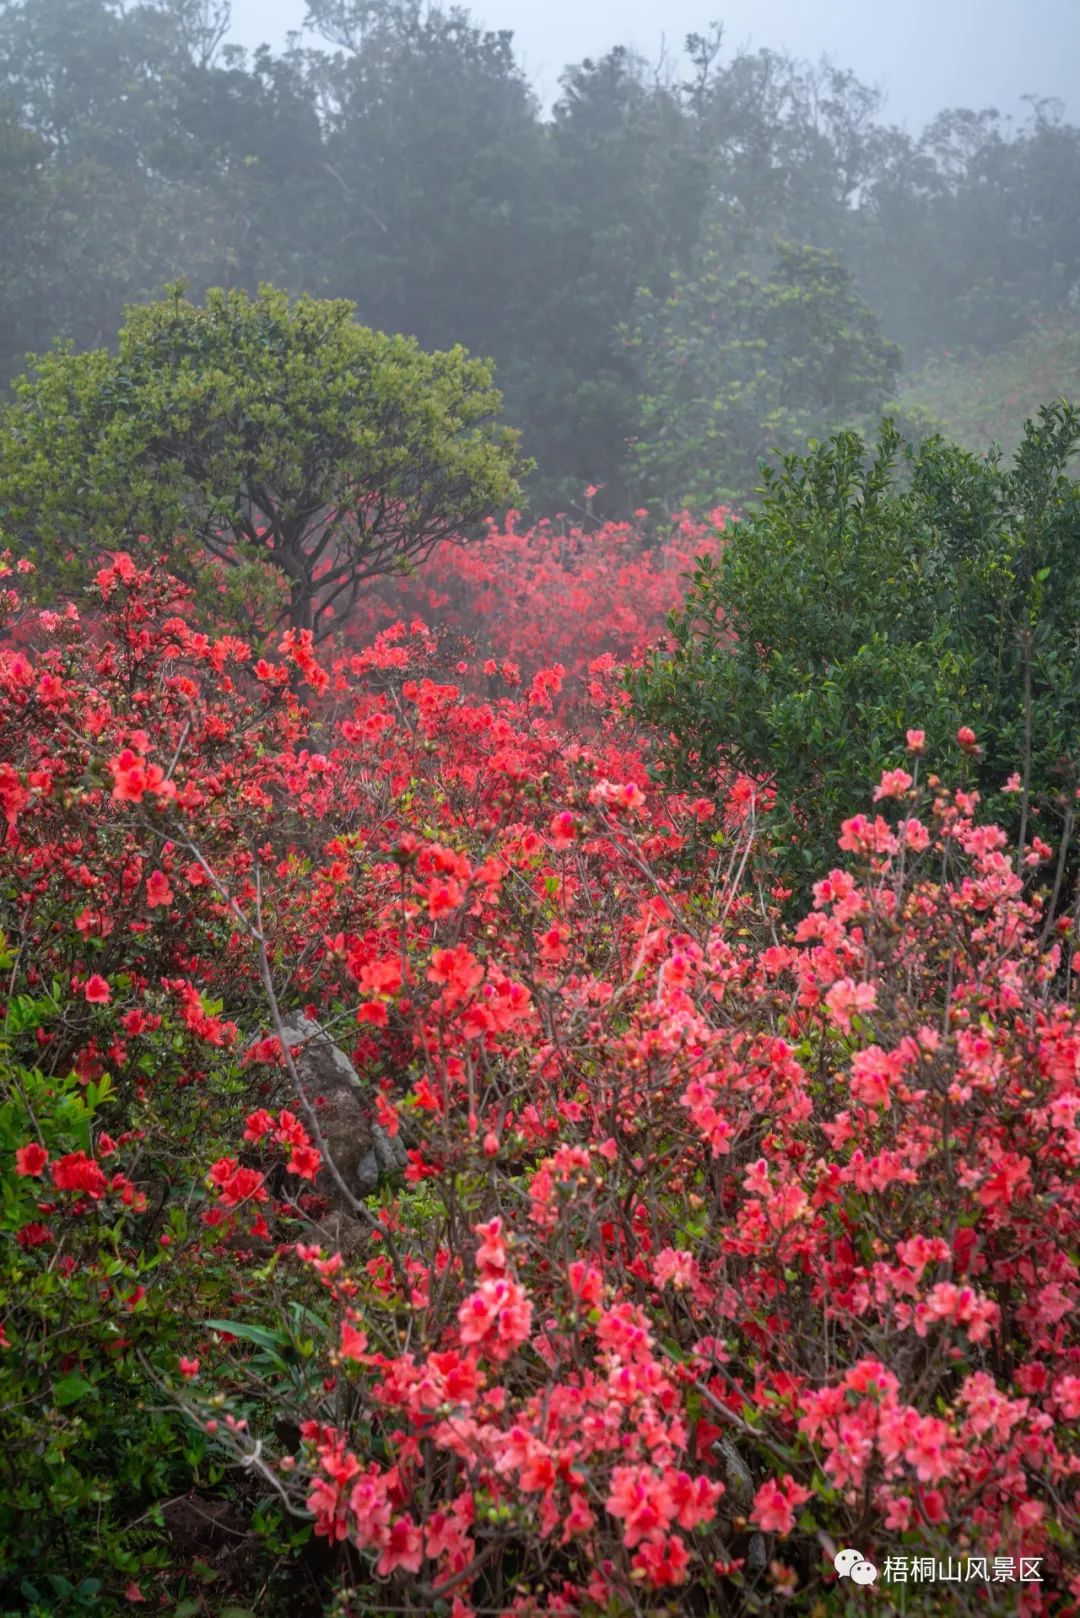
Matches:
[[344, 509, 726, 698], [50, 1150, 108, 1199], [242, 1106, 322, 1181]]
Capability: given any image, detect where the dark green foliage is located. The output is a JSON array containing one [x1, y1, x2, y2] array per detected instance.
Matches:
[[633, 403, 1080, 892], [848, 100, 1080, 367], [0, 0, 325, 369], [516, 45, 709, 512], [0, 283, 524, 636]]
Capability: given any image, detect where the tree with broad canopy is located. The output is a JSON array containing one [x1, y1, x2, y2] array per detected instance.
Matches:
[[0, 281, 526, 638]]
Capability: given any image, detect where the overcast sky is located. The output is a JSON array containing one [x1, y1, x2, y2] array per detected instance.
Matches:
[[227, 0, 1079, 130]]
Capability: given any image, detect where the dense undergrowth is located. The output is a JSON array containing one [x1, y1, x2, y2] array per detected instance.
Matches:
[[0, 522, 1078, 1616]]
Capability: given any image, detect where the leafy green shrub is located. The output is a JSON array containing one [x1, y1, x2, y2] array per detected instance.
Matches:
[[632, 402, 1080, 895], [0, 941, 303, 1615], [0, 1042, 192, 1608]]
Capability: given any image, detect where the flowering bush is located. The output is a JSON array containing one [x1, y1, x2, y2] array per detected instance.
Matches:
[[0, 547, 1078, 1614], [194, 762, 1080, 1616], [343, 505, 727, 693]]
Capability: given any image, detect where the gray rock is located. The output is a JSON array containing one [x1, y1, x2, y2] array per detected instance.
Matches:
[[356, 1121, 409, 1196], [746, 1530, 768, 1574], [714, 1434, 755, 1505], [713, 1434, 767, 1576], [275, 1014, 407, 1202]]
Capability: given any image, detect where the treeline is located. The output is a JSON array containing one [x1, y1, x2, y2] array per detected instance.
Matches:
[[1, 0, 1078, 512]]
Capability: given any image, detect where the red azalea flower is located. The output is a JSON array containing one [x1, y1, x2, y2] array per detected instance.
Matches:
[[14, 1142, 48, 1177]]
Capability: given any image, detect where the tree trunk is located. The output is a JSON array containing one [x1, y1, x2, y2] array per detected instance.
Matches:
[[289, 578, 314, 635]]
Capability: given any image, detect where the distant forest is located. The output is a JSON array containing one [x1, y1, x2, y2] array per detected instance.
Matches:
[[2, 0, 1078, 512]]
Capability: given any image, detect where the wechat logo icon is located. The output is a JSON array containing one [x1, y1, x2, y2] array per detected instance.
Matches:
[[835, 1547, 878, 1586]]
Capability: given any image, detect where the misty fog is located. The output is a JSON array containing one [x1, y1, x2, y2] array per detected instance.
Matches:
[[3, 0, 1077, 514], [230, 0, 1080, 131]]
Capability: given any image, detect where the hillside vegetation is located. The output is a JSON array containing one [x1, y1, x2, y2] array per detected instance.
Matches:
[[898, 317, 1080, 458]]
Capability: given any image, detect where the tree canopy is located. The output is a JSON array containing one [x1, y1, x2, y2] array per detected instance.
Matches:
[[0, 282, 525, 636]]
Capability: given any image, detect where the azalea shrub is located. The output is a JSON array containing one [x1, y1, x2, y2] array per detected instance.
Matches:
[[0, 547, 1078, 1616], [186, 746, 1080, 1616], [0, 539, 738, 1611], [342, 505, 728, 693]]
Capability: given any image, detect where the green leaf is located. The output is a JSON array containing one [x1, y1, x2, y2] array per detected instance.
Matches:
[[204, 1318, 290, 1353], [53, 1374, 95, 1407]]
